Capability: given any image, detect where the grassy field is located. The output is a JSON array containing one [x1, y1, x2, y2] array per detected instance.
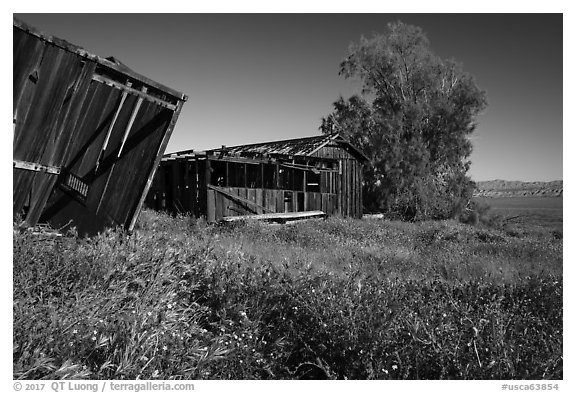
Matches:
[[473, 196, 562, 232], [13, 202, 562, 380]]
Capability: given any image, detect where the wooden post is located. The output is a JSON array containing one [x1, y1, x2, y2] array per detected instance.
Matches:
[[128, 98, 184, 232], [206, 159, 214, 221], [225, 161, 229, 187], [275, 163, 280, 189], [244, 163, 248, 188], [193, 159, 199, 216], [303, 160, 308, 211]]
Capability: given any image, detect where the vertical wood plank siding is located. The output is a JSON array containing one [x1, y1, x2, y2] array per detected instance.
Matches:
[[149, 138, 366, 221], [13, 20, 187, 235]]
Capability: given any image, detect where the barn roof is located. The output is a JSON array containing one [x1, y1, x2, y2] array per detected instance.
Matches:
[[206, 133, 369, 162]]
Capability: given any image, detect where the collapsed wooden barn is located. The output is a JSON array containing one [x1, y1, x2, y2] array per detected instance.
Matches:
[[13, 18, 187, 236], [145, 133, 368, 222]]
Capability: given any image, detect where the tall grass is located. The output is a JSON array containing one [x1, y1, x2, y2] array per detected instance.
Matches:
[[13, 210, 562, 379]]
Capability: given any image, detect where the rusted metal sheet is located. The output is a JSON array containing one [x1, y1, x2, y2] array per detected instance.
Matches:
[[13, 18, 187, 235]]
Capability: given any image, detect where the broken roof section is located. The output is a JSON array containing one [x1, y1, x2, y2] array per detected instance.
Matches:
[[165, 133, 369, 162]]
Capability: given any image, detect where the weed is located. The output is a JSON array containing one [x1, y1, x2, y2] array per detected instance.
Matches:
[[13, 210, 562, 379]]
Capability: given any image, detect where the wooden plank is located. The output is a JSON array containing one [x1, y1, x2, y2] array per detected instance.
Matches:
[[94, 82, 131, 171], [13, 27, 45, 121], [92, 93, 140, 214], [73, 83, 124, 177], [247, 189, 256, 212], [37, 82, 119, 229], [45, 60, 98, 168], [207, 189, 216, 222], [107, 103, 172, 225], [14, 44, 88, 225], [116, 86, 146, 159], [256, 189, 263, 215], [222, 210, 326, 223], [92, 74, 177, 110], [207, 185, 274, 214], [276, 190, 283, 213], [13, 160, 61, 175], [358, 163, 363, 217]]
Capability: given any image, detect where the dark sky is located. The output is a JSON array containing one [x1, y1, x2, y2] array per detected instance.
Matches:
[[15, 13, 563, 182]]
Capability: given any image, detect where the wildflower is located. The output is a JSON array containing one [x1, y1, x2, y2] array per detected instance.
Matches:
[[152, 370, 160, 378], [91, 336, 96, 341], [72, 329, 78, 334], [167, 304, 173, 309], [392, 365, 398, 370], [147, 311, 152, 317], [382, 369, 388, 374], [162, 345, 168, 351], [93, 330, 98, 335]]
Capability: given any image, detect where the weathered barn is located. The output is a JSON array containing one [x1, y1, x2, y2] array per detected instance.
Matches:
[[145, 133, 368, 222], [13, 18, 187, 235]]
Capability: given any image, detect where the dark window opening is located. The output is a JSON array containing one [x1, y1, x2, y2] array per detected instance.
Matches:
[[279, 167, 290, 190], [229, 162, 246, 188], [292, 168, 304, 191], [297, 192, 305, 212], [307, 169, 321, 193], [211, 161, 227, 187], [263, 163, 275, 189], [246, 163, 260, 188]]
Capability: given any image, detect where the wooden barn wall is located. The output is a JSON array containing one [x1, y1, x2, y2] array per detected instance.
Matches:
[[146, 159, 205, 218], [13, 26, 96, 226], [14, 25, 184, 235], [147, 145, 363, 222], [207, 187, 338, 222], [310, 145, 363, 218]]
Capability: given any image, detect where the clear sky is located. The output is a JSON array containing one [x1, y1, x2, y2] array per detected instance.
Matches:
[[14, 13, 563, 182]]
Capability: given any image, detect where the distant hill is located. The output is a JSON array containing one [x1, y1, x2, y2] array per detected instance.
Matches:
[[474, 180, 563, 197]]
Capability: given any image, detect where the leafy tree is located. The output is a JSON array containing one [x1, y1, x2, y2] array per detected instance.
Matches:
[[321, 21, 487, 220]]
